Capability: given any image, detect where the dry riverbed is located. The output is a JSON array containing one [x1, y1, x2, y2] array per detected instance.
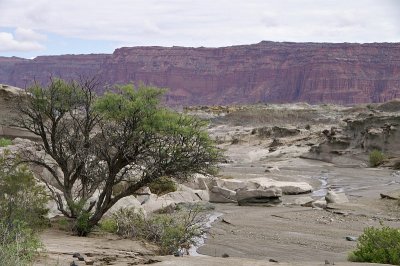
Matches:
[[36, 104, 400, 265]]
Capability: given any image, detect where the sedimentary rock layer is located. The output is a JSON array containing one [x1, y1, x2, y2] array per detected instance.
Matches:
[[1, 41, 399, 105]]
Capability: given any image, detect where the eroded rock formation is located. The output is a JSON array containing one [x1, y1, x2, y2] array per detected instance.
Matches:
[[1, 41, 400, 106]]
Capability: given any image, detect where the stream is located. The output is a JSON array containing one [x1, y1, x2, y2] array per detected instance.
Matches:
[[188, 212, 223, 256]]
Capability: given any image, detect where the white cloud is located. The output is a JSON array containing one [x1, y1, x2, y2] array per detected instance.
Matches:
[[15, 27, 46, 42], [0, 0, 399, 50], [0, 28, 45, 52]]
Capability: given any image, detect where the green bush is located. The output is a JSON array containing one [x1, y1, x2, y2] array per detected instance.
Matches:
[[0, 155, 49, 230], [0, 220, 42, 266], [369, 149, 385, 167], [0, 155, 47, 265], [0, 138, 12, 147], [74, 210, 91, 237], [149, 176, 177, 196], [99, 218, 118, 233], [349, 225, 400, 265], [112, 205, 206, 255]]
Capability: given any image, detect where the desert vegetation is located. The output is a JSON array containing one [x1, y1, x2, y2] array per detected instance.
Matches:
[[15, 78, 220, 236], [349, 224, 400, 265], [369, 149, 385, 167], [0, 153, 48, 265], [0, 138, 12, 147], [109, 204, 207, 255]]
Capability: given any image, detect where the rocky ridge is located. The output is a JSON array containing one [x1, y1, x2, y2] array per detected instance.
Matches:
[[1, 41, 400, 106]]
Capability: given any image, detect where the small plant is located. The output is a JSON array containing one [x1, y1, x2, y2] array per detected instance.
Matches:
[[348, 225, 400, 265], [112, 208, 147, 239], [0, 138, 12, 147], [99, 218, 118, 233], [74, 210, 91, 236], [0, 155, 49, 230], [369, 149, 385, 167], [0, 155, 46, 265], [149, 176, 177, 196], [113, 205, 207, 255], [0, 220, 42, 266]]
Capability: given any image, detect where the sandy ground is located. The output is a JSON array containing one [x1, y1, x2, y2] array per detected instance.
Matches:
[[194, 138, 400, 264], [35, 230, 158, 265]]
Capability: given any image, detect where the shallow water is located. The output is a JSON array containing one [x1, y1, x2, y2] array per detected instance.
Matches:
[[312, 174, 329, 197], [188, 212, 223, 256]]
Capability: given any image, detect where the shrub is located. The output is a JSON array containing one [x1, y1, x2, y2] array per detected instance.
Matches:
[[0, 220, 42, 266], [0, 155, 46, 265], [99, 218, 118, 233], [349, 225, 400, 265], [113, 205, 207, 255], [74, 210, 91, 236], [0, 155, 49, 230], [149, 177, 177, 196], [112, 208, 147, 239], [0, 138, 12, 147], [369, 149, 385, 167]]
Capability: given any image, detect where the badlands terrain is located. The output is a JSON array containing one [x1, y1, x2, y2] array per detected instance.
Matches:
[[1, 84, 400, 265]]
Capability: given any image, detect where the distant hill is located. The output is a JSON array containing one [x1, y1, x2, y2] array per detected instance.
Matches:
[[1, 41, 399, 106]]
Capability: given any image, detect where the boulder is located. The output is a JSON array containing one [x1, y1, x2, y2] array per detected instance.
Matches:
[[183, 173, 210, 190], [325, 191, 349, 204], [46, 199, 64, 219], [142, 194, 177, 213], [194, 190, 210, 201], [311, 199, 327, 209], [209, 186, 237, 203], [236, 186, 282, 206], [142, 187, 203, 213], [294, 196, 314, 206], [219, 179, 248, 191], [0, 85, 25, 127], [105, 196, 144, 216], [249, 178, 312, 195], [162, 189, 200, 203], [380, 189, 400, 200], [135, 186, 152, 204]]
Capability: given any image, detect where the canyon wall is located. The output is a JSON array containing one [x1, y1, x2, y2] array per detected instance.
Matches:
[[1, 41, 399, 105]]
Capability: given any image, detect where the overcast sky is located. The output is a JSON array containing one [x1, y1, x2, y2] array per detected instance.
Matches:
[[0, 0, 399, 58]]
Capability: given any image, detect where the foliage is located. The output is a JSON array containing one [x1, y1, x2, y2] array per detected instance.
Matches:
[[349, 225, 400, 265], [149, 176, 177, 196], [16, 78, 221, 235], [0, 138, 12, 147], [0, 220, 42, 266], [0, 153, 49, 230], [74, 211, 91, 237], [369, 149, 385, 167], [112, 205, 206, 255], [99, 218, 118, 233]]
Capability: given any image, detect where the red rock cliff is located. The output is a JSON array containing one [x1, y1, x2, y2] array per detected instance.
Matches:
[[1, 41, 400, 105]]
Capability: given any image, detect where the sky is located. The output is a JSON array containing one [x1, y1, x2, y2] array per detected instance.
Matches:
[[0, 0, 399, 58]]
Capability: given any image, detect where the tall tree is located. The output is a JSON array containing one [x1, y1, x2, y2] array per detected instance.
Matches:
[[17, 78, 220, 235]]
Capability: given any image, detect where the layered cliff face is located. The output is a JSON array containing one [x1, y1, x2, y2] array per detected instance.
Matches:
[[0, 54, 110, 88], [1, 41, 400, 105]]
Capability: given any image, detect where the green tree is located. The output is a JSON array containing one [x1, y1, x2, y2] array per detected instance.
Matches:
[[17, 78, 220, 235]]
